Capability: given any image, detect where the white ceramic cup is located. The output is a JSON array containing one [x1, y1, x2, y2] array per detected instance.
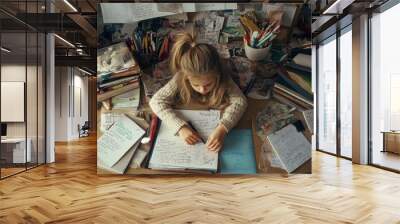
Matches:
[[244, 44, 271, 61]]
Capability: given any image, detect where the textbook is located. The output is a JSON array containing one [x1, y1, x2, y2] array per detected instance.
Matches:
[[276, 67, 313, 101], [148, 110, 220, 172], [273, 82, 313, 110], [98, 66, 141, 84], [97, 82, 140, 102]]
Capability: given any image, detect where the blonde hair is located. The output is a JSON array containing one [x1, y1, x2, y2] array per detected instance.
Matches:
[[170, 32, 228, 107]]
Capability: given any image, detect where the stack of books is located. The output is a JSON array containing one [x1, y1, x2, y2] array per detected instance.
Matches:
[[255, 101, 312, 174], [97, 42, 142, 109], [273, 46, 313, 111]]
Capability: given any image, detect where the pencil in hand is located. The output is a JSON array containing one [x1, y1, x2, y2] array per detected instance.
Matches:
[[187, 121, 206, 144]]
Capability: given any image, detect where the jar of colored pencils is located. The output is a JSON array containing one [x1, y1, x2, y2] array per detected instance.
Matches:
[[244, 43, 271, 61]]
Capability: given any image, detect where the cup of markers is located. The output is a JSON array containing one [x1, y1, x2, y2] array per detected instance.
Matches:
[[243, 24, 279, 61]]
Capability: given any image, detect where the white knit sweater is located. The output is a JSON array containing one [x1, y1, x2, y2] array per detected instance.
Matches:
[[149, 75, 248, 134]]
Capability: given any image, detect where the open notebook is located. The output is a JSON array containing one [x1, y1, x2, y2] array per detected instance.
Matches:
[[267, 124, 311, 173], [148, 110, 220, 172], [98, 114, 146, 170]]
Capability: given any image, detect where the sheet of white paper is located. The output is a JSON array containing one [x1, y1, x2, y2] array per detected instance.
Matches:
[[225, 13, 241, 28], [100, 3, 133, 23], [149, 110, 220, 171], [101, 3, 176, 23], [303, 109, 314, 133], [267, 124, 311, 173], [182, 3, 196, 12], [98, 114, 145, 167], [196, 31, 220, 44], [157, 3, 184, 13], [165, 13, 188, 22], [195, 3, 237, 12]]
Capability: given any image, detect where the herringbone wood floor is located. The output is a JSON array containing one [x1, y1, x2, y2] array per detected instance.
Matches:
[[1, 135, 400, 224]]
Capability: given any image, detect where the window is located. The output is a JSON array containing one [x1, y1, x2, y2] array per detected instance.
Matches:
[[370, 2, 400, 171], [339, 27, 352, 158], [0, 2, 47, 179], [317, 35, 337, 154]]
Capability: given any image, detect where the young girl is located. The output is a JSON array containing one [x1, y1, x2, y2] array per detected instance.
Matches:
[[149, 32, 248, 152]]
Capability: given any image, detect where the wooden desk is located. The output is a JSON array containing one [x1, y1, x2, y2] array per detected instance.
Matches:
[[381, 131, 400, 154], [97, 97, 311, 175], [1, 138, 32, 164]]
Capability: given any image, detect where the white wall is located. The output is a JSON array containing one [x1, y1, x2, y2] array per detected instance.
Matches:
[[54, 66, 89, 141], [55, 67, 69, 141], [1, 63, 46, 164]]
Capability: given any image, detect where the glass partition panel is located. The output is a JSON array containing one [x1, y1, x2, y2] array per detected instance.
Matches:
[[1, 31, 27, 177], [371, 4, 400, 171]]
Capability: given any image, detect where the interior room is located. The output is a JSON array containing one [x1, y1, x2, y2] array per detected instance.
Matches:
[[0, 0, 399, 223], [0, 17, 46, 178], [313, 0, 400, 172]]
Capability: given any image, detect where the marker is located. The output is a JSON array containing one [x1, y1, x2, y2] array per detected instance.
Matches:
[[141, 114, 158, 145]]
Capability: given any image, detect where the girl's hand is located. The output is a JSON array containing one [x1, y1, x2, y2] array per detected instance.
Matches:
[[178, 125, 202, 145], [206, 124, 227, 152]]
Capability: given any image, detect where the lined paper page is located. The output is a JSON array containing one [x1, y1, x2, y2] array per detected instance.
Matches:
[[267, 124, 311, 173], [98, 114, 145, 167], [149, 110, 220, 171]]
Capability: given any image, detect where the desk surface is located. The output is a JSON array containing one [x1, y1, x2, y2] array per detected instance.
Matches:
[[97, 97, 312, 175], [1, 138, 27, 143], [381, 131, 400, 134]]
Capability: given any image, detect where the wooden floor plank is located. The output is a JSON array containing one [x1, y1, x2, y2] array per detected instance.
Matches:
[[0, 135, 400, 223]]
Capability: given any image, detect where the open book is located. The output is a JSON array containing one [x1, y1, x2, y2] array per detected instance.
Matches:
[[148, 110, 220, 172]]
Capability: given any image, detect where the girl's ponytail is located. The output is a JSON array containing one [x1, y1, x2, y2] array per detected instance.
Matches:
[[170, 32, 196, 74]]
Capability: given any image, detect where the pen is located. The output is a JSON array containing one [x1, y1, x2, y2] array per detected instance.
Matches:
[[187, 121, 206, 144]]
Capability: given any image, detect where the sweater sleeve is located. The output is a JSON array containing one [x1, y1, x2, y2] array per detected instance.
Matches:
[[219, 79, 248, 132], [149, 77, 187, 135]]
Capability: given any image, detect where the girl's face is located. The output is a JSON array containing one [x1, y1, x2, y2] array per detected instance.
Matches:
[[187, 73, 217, 95]]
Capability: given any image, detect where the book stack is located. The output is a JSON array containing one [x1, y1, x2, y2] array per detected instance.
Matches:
[[98, 112, 157, 174], [255, 100, 311, 173], [273, 45, 313, 110], [97, 42, 141, 106], [97, 114, 146, 174]]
